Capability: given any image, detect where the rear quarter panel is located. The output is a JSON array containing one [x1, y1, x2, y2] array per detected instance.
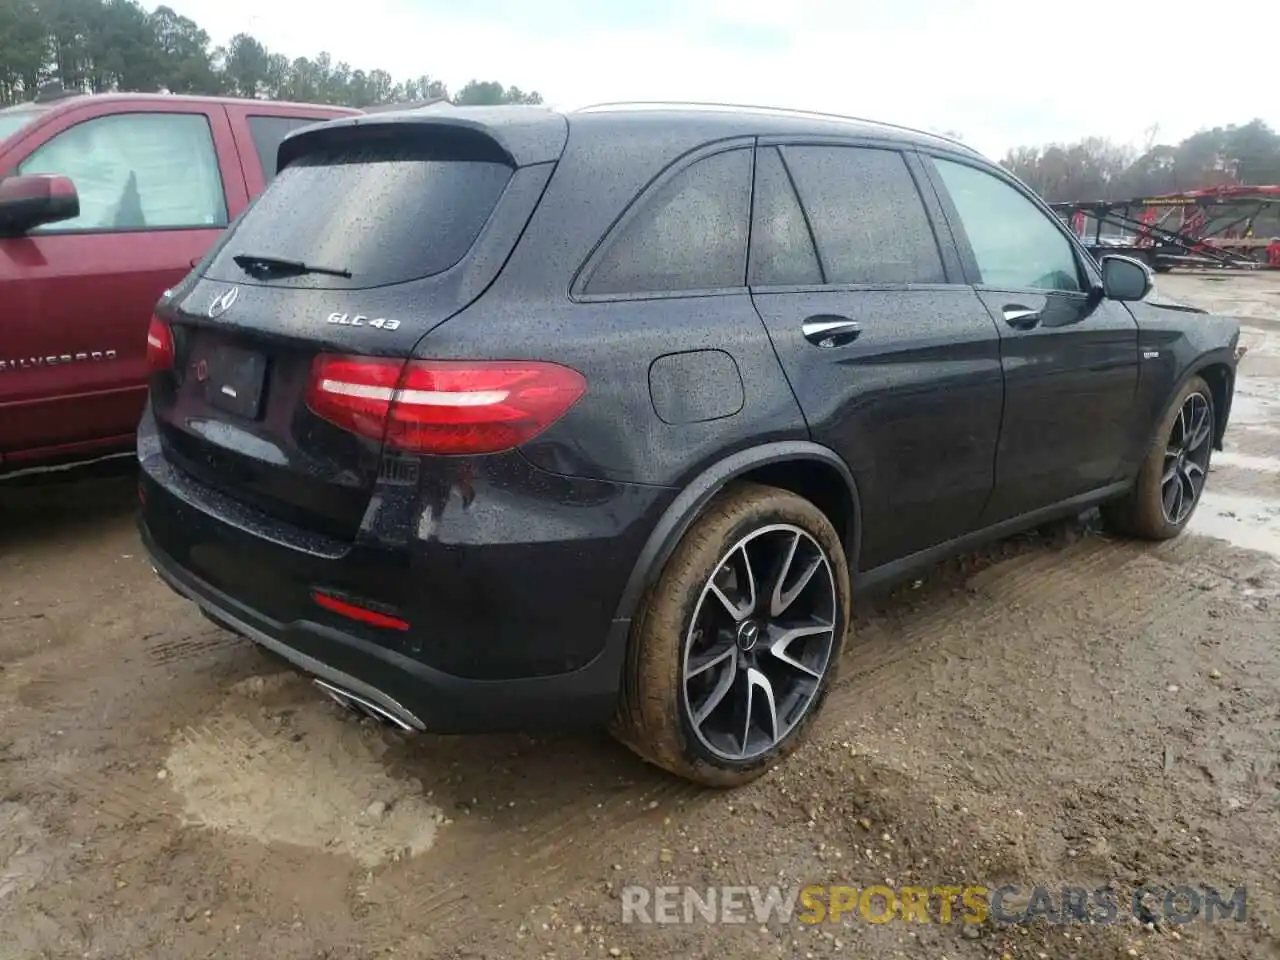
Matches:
[[418, 292, 808, 487], [409, 122, 809, 487]]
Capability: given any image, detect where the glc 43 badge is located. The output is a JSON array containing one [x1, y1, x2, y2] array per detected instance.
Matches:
[[327, 313, 400, 330]]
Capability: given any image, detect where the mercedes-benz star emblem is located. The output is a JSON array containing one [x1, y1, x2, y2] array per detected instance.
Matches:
[[207, 286, 240, 318]]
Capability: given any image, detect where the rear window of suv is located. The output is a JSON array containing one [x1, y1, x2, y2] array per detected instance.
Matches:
[[780, 145, 945, 285], [203, 139, 513, 289]]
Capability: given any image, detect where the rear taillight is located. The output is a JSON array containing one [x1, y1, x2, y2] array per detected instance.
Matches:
[[146, 315, 174, 372], [306, 355, 587, 455]]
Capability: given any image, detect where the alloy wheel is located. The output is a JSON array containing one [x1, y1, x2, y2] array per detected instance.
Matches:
[[1161, 391, 1213, 525], [682, 523, 838, 761]]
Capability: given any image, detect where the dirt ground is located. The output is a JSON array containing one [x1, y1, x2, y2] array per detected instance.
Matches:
[[2, 272, 1278, 960]]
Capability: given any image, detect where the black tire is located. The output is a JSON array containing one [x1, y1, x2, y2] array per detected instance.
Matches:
[[1102, 375, 1215, 540], [611, 482, 851, 787]]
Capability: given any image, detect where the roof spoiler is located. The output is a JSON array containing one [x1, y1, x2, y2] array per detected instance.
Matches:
[[276, 105, 567, 172]]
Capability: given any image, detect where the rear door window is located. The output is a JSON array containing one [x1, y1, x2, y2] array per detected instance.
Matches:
[[247, 115, 324, 182], [583, 147, 752, 296], [203, 139, 513, 289], [780, 145, 945, 285], [749, 145, 822, 286]]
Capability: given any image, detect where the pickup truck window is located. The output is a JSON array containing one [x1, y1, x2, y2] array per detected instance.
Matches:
[[248, 115, 322, 183], [18, 112, 227, 233], [0, 107, 45, 142]]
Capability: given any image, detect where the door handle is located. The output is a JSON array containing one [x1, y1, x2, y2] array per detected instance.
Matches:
[[802, 316, 861, 348], [1002, 305, 1041, 330]]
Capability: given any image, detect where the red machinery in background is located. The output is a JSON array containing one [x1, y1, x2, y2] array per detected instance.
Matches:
[[1051, 184, 1280, 271]]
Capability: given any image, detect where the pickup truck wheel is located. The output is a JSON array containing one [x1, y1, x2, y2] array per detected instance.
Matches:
[[1102, 375, 1214, 540], [612, 482, 850, 787]]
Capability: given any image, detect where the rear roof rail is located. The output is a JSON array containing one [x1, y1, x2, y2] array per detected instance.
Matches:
[[573, 100, 973, 152]]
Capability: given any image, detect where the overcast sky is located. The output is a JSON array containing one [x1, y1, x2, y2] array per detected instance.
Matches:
[[166, 0, 1280, 159]]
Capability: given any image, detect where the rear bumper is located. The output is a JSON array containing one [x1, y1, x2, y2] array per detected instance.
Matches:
[[142, 518, 631, 733], [134, 398, 674, 733]]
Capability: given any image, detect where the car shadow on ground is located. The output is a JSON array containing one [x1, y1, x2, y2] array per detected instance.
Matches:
[[0, 459, 138, 552]]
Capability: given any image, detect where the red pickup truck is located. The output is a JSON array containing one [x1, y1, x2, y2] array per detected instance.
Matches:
[[0, 91, 359, 477]]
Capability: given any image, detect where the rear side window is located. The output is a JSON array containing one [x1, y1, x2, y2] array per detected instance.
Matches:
[[584, 148, 752, 296], [247, 116, 322, 182], [780, 145, 945, 285], [204, 139, 512, 289], [749, 146, 822, 286]]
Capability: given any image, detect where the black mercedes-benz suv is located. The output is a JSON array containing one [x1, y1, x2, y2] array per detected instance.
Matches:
[[138, 102, 1241, 786]]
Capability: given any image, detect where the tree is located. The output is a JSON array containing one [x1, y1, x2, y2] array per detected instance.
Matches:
[[0, 0, 50, 103], [149, 5, 217, 93], [1000, 137, 1134, 201], [1001, 122, 1280, 203], [221, 32, 268, 98], [454, 79, 542, 106], [39, 0, 96, 93], [88, 0, 160, 93], [0, 0, 540, 110], [401, 74, 448, 102]]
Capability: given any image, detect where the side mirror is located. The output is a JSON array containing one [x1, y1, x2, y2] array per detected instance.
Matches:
[[0, 174, 79, 236], [1100, 254, 1153, 302]]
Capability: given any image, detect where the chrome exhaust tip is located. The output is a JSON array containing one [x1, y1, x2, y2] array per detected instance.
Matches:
[[312, 678, 416, 732]]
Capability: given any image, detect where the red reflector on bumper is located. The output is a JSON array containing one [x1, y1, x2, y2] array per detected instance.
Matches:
[[311, 591, 410, 631]]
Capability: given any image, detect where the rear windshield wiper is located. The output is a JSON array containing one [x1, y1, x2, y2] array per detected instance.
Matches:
[[232, 253, 352, 279]]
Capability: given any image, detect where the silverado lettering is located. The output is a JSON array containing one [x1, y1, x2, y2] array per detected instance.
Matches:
[[0, 349, 118, 371]]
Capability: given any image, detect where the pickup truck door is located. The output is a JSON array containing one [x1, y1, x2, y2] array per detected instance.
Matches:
[[0, 101, 248, 464]]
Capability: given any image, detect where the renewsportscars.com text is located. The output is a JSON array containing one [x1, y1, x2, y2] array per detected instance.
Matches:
[[620, 884, 1248, 926]]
